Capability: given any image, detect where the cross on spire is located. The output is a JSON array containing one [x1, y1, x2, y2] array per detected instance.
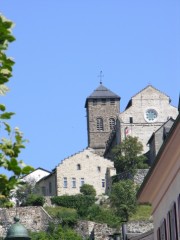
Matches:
[[98, 71, 104, 84]]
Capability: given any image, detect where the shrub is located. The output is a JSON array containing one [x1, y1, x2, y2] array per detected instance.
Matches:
[[80, 184, 96, 196], [23, 194, 45, 206], [51, 194, 95, 216], [30, 224, 82, 240]]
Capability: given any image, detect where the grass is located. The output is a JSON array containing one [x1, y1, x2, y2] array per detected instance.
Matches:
[[130, 204, 152, 221]]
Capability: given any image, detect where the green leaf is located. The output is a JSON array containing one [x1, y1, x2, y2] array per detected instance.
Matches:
[[3, 122, 11, 134], [0, 104, 6, 111], [22, 166, 34, 175], [0, 112, 14, 119]]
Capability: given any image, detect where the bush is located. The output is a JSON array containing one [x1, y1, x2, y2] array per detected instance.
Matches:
[[51, 194, 96, 216], [30, 224, 82, 240], [80, 184, 96, 196], [23, 194, 45, 206]]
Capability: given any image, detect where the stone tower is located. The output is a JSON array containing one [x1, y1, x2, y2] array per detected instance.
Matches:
[[85, 83, 120, 156]]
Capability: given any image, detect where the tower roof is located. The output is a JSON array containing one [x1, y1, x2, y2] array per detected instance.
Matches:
[[85, 84, 120, 107]]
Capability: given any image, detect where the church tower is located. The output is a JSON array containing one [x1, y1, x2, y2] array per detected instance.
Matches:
[[85, 82, 120, 156]]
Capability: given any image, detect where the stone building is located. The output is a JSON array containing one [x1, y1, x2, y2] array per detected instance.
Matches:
[[85, 83, 120, 156], [104, 85, 178, 163], [37, 83, 178, 197], [37, 148, 116, 196]]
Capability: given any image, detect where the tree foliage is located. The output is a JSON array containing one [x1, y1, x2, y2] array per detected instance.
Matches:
[[0, 15, 34, 205], [110, 180, 137, 221], [112, 136, 148, 176], [80, 184, 96, 197]]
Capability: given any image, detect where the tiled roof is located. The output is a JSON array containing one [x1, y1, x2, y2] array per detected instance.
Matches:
[[85, 84, 120, 107]]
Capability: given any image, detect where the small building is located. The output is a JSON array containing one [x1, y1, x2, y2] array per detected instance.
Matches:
[[137, 113, 180, 240], [37, 148, 116, 196], [21, 167, 51, 185]]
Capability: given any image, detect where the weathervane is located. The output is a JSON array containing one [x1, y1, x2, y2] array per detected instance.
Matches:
[[98, 71, 104, 84]]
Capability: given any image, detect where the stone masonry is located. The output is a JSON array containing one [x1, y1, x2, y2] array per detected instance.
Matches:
[[0, 207, 52, 238]]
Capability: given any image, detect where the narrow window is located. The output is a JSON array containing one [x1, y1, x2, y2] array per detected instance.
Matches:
[[93, 99, 97, 106], [63, 177, 67, 188], [102, 179, 105, 188], [110, 98, 115, 105], [80, 178, 85, 186], [97, 118, 104, 131], [72, 178, 76, 188], [109, 118, 115, 130], [160, 219, 167, 240], [97, 166, 101, 172], [101, 99, 106, 105], [130, 117, 133, 123], [168, 202, 178, 240], [49, 182, 52, 194], [41, 186, 46, 196], [77, 164, 81, 170]]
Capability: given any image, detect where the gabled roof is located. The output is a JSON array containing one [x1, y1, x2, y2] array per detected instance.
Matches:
[[125, 85, 170, 110], [22, 167, 51, 178], [85, 83, 120, 107]]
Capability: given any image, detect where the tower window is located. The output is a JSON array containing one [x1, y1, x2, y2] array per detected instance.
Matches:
[[109, 118, 115, 130], [93, 99, 97, 106], [110, 98, 115, 105], [97, 118, 104, 131], [101, 99, 106, 105]]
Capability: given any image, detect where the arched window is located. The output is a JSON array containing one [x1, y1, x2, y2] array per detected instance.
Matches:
[[97, 118, 104, 131], [109, 118, 115, 130]]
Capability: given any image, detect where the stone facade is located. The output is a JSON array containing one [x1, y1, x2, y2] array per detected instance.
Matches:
[[118, 85, 178, 156], [85, 84, 120, 156], [37, 148, 116, 196]]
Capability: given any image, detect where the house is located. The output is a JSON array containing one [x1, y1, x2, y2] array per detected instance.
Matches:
[[37, 148, 116, 196], [137, 113, 180, 240], [22, 167, 51, 185]]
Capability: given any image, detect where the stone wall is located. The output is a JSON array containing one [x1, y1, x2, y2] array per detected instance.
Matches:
[[75, 220, 153, 240], [0, 206, 52, 238]]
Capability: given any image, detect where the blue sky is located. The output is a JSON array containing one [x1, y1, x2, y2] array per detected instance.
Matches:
[[0, 0, 180, 173]]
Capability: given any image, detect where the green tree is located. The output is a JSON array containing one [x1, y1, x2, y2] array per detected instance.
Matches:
[[112, 136, 148, 176], [80, 184, 96, 197], [110, 180, 137, 221], [0, 15, 34, 206]]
